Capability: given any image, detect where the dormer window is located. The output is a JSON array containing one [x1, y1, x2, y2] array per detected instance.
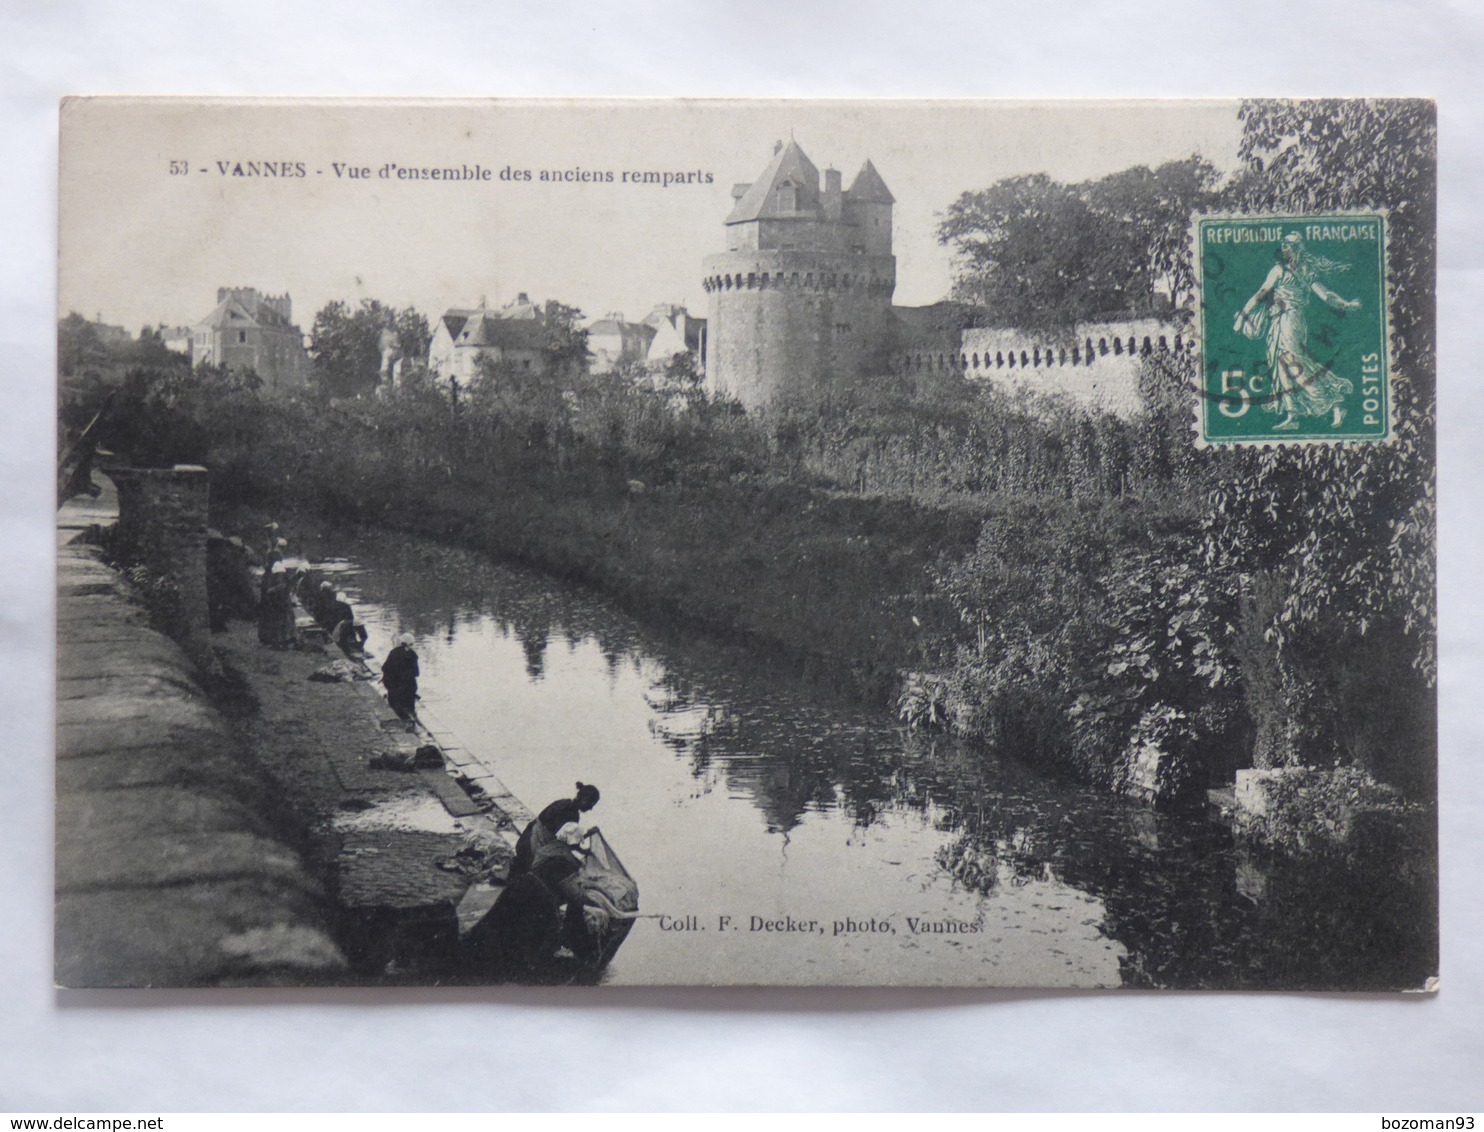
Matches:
[[776, 180, 797, 211]]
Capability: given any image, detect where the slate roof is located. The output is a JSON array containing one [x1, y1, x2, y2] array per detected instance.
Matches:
[[195, 296, 295, 333], [725, 140, 822, 224], [439, 308, 481, 340], [458, 311, 547, 350], [588, 318, 656, 341], [848, 158, 895, 204], [640, 305, 706, 348]]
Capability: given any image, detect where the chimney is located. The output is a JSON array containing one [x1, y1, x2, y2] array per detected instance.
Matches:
[[773, 140, 783, 155], [517, 292, 529, 304], [824, 168, 843, 221]]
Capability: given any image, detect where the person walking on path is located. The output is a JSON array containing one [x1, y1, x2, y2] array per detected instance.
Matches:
[[382, 632, 421, 729]]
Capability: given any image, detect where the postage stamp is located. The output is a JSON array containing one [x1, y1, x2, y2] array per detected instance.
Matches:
[[1194, 212, 1390, 444]]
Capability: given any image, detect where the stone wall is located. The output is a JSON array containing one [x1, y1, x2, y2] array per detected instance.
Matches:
[[56, 521, 346, 987], [958, 318, 1185, 419], [703, 248, 896, 407], [110, 464, 213, 667]]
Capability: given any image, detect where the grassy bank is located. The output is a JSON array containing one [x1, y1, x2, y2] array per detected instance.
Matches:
[[278, 465, 985, 704]]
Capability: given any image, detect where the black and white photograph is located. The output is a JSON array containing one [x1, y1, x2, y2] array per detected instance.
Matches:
[[53, 96, 1437, 992]]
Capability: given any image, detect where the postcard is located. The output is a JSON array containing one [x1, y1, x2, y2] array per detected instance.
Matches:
[[55, 97, 1437, 989]]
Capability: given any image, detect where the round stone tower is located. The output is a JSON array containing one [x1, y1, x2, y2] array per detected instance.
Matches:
[[702, 141, 896, 408]]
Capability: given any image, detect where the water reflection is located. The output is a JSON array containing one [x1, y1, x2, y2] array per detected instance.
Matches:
[[292, 525, 1434, 990]]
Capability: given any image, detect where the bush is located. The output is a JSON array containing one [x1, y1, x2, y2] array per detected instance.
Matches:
[[1234, 766, 1421, 856]]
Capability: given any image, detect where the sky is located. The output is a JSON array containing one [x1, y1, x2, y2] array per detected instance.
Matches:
[[59, 98, 1245, 334]]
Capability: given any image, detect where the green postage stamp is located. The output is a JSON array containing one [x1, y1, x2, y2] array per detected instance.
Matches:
[[1195, 212, 1390, 444]]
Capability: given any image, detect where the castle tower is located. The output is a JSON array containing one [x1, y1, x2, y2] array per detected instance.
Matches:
[[702, 141, 896, 407]]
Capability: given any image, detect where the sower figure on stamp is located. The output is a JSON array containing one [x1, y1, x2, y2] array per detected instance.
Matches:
[[1235, 232, 1362, 432], [381, 632, 420, 730]]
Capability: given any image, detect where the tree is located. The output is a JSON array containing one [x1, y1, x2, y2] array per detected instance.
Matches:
[[937, 158, 1218, 332], [1200, 99, 1437, 785], [1207, 99, 1435, 669], [538, 300, 590, 375], [938, 174, 1106, 332], [309, 298, 431, 397], [393, 307, 433, 366], [661, 349, 702, 389], [125, 327, 189, 373], [57, 312, 109, 377], [1083, 156, 1219, 316]]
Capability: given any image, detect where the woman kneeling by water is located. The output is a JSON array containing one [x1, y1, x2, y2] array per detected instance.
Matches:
[[464, 786, 639, 978], [510, 783, 601, 878], [465, 820, 590, 973]]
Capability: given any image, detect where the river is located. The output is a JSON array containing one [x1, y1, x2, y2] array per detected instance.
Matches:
[[298, 526, 1434, 990]]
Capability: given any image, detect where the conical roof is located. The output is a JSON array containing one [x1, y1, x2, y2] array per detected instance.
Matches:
[[725, 139, 822, 224], [847, 158, 894, 204]]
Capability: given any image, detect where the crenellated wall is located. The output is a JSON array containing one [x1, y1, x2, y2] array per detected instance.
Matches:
[[704, 142, 898, 408], [702, 248, 896, 406], [905, 318, 1191, 418]]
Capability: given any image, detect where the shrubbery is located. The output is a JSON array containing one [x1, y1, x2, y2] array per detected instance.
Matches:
[[1233, 766, 1422, 857]]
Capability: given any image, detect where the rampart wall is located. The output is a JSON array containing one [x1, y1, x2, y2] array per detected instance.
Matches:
[[895, 318, 1187, 418], [703, 248, 896, 406]]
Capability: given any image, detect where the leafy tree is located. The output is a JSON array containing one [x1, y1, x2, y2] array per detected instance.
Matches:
[[310, 297, 406, 397], [125, 327, 190, 373], [933, 497, 1197, 776], [938, 174, 1107, 332], [393, 307, 433, 365], [662, 349, 702, 388], [538, 300, 590, 375], [58, 312, 110, 377], [1208, 99, 1435, 669], [1084, 156, 1220, 315], [937, 158, 1218, 332], [98, 362, 264, 467], [1201, 99, 1436, 784]]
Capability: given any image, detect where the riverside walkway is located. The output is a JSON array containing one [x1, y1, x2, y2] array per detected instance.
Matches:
[[57, 472, 556, 983], [211, 614, 534, 972], [56, 478, 347, 986]]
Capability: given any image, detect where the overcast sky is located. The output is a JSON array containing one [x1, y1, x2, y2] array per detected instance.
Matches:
[[60, 98, 1243, 333]]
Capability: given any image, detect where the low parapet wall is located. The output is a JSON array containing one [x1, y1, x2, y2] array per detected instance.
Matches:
[[55, 484, 346, 987], [110, 464, 214, 668]]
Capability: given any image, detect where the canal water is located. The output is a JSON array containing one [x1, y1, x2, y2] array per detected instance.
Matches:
[[301, 527, 1434, 990]]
